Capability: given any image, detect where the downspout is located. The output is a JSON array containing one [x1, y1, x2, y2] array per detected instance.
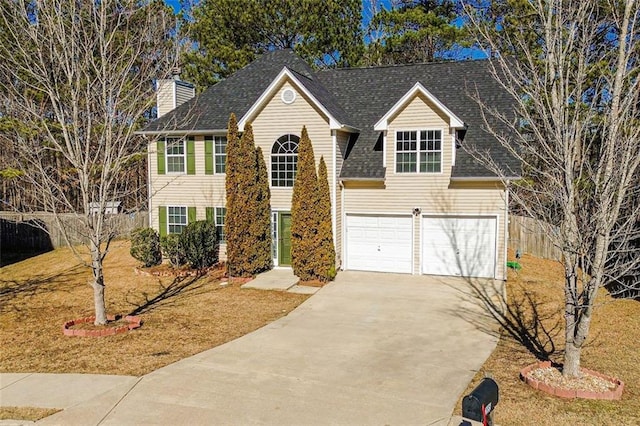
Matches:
[[503, 182, 509, 281], [145, 135, 152, 228], [382, 131, 387, 168], [332, 130, 337, 255], [340, 180, 345, 270]]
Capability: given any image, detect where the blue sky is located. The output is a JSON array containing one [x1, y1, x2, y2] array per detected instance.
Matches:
[[165, 0, 181, 13]]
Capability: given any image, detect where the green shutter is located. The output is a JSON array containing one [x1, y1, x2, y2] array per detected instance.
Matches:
[[157, 140, 165, 175], [206, 207, 214, 222], [158, 206, 167, 237], [187, 137, 195, 174], [204, 137, 214, 175], [188, 206, 196, 223]]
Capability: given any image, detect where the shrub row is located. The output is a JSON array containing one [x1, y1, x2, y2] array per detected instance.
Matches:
[[129, 220, 219, 269]]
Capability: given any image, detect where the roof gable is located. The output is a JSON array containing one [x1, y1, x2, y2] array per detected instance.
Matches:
[[374, 82, 465, 131], [238, 67, 355, 131]]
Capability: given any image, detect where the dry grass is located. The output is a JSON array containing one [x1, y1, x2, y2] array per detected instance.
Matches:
[[0, 241, 309, 376], [0, 407, 60, 421], [456, 252, 640, 425]]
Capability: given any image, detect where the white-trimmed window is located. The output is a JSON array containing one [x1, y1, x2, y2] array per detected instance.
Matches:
[[215, 136, 227, 174], [166, 137, 186, 173], [395, 130, 442, 173], [215, 207, 226, 242], [271, 134, 299, 187], [167, 206, 187, 234]]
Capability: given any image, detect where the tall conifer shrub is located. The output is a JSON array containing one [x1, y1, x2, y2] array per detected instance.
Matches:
[[316, 156, 336, 281], [225, 117, 272, 276], [291, 126, 320, 281]]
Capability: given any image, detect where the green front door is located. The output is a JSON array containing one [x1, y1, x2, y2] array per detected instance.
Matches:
[[278, 212, 292, 266]]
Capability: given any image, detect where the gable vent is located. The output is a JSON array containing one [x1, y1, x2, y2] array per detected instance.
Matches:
[[281, 88, 296, 104]]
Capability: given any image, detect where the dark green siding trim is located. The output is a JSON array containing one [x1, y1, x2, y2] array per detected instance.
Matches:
[[187, 137, 195, 175], [204, 137, 214, 175], [157, 140, 165, 175], [158, 206, 167, 237]]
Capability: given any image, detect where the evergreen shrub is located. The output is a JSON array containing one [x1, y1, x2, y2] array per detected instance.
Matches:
[[160, 234, 186, 267], [129, 227, 162, 267], [180, 220, 219, 269]]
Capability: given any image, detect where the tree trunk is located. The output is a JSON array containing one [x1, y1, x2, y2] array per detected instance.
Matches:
[[563, 339, 582, 378], [563, 257, 582, 378], [90, 243, 107, 325]]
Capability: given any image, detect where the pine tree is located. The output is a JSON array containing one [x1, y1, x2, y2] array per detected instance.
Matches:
[[250, 145, 273, 273], [291, 126, 320, 281], [181, 0, 363, 90], [316, 156, 336, 281]]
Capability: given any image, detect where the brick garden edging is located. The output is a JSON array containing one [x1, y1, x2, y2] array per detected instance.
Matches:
[[520, 361, 624, 400], [63, 314, 142, 337]]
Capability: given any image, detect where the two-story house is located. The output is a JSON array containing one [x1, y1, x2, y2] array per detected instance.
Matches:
[[140, 50, 518, 280]]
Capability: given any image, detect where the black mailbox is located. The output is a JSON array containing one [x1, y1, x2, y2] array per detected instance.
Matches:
[[462, 378, 499, 425]]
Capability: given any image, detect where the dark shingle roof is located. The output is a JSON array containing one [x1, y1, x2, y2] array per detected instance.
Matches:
[[143, 50, 518, 179], [315, 61, 518, 179], [144, 50, 314, 132]]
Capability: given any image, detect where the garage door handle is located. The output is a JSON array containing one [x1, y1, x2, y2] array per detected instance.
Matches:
[[378, 245, 381, 251]]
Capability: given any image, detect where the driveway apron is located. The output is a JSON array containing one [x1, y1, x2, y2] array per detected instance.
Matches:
[[41, 271, 500, 426]]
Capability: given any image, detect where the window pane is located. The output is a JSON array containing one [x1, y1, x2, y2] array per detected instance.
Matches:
[[215, 136, 227, 174], [271, 135, 299, 186], [166, 139, 185, 173], [167, 206, 187, 234], [215, 207, 226, 242]]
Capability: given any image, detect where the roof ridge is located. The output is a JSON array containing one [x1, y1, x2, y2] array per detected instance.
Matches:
[[318, 58, 490, 73]]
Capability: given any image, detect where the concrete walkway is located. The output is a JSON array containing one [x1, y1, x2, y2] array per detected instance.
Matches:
[[240, 267, 321, 295], [1, 272, 500, 425]]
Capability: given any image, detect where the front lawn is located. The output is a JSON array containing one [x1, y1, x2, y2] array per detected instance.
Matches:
[[456, 252, 640, 425], [0, 241, 308, 376]]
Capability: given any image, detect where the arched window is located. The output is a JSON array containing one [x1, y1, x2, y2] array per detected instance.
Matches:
[[271, 134, 299, 187]]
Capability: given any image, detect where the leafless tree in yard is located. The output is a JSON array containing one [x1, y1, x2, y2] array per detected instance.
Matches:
[[464, 0, 639, 377], [0, 0, 178, 324]]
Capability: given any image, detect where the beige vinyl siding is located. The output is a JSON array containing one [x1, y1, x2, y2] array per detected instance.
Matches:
[[156, 80, 175, 118], [175, 82, 195, 108], [148, 134, 227, 259], [334, 130, 350, 267], [342, 93, 507, 279], [252, 82, 334, 211]]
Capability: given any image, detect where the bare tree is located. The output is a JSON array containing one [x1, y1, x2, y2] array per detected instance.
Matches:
[[0, 0, 178, 324], [465, 0, 639, 378]]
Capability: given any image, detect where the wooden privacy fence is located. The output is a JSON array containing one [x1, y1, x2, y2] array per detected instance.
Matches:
[[0, 211, 149, 251], [508, 215, 562, 261]]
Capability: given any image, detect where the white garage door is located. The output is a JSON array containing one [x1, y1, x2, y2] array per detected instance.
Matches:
[[422, 216, 496, 278], [346, 215, 412, 273]]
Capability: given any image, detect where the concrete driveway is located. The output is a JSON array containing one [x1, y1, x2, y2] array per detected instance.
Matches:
[[38, 271, 500, 426]]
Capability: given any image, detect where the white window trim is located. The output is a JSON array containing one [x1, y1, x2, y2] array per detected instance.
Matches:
[[270, 134, 300, 188], [214, 206, 226, 242], [167, 205, 188, 234], [165, 137, 186, 174], [394, 128, 444, 175], [214, 135, 227, 175]]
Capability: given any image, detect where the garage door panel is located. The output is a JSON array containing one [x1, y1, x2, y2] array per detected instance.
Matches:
[[346, 215, 412, 274], [422, 216, 496, 278]]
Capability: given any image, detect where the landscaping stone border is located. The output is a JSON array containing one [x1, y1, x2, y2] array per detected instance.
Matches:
[[62, 314, 142, 337], [520, 361, 624, 400]]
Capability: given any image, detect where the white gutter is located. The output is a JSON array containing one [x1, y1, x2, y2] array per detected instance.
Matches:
[[135, 129, 227, 136]]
